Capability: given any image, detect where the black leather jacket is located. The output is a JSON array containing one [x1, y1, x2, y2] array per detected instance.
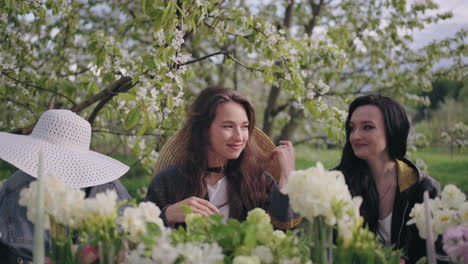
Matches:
[[389, 158, 442, 263]]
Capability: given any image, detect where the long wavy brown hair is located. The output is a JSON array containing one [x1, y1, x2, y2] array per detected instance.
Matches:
[[175, 86, 270, 220]]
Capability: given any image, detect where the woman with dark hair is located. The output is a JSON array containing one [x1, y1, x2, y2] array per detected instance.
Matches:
[[336, 94, 443, 263], [145, 86, 301, 230]]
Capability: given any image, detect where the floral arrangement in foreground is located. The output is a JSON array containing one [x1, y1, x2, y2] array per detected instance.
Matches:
[[281, 162, 402, 264], [23, 161, 468, 263], [408, 184, 468, 263]]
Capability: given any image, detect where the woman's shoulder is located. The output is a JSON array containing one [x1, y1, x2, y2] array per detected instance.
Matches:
[[397, 158, 440, 197], [149, 164, 185, 186], [155, 164, 184, 178]]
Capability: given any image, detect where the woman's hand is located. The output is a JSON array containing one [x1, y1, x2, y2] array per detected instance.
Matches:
[[165, 196, 220, 223], [271, 141, 295, 189]]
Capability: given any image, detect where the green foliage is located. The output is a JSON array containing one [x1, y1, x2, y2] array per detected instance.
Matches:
[[414, 98, 468, 146], [171, 209, 310, 264], [0, 0, 465, 176]]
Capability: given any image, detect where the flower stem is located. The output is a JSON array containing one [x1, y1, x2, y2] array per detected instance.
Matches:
[[33, 151, 45, 264]]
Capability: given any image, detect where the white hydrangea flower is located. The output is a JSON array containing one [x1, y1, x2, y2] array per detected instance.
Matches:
[[177, 242, 224, 264], [123, 243, 153, 264], [232, 255, 261, 264], [251, 246, 273, 264], [441, 185, 466, 209], [151, 239, 179, 264], [279, 257, 306, 264], [272, 230, 286, 241], [458, 202, 468, 222], [84, 189, 117, 217], [19, 173, 87, 229], [246, 208, 273, 244], [408, 184, 467, 239], [281, 162, 359, 226], [432, 209, 457, 235]]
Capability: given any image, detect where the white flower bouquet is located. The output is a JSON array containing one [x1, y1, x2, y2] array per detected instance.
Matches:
[[408, 185, 467, 239], [281, 162, 401, 264], [19, 160, 409, 263], [18, 172, 161, 263], [408, 184, 468, 263]]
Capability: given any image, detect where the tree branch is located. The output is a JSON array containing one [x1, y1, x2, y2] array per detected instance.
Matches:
[[87, 80, 139, 125], [179, 50, 227, 66], [293, 135, 328, 146], [0, 97, 38, 121], [1, 71, 77, 106], [284, 0, 296, 29], [272, 102, 290, 116], [93, 129, 160, 137], [225, 54, 262, 72], [59, 67, 91, 77], [71, 76, 133, 113], [305, 0, 325, 35]]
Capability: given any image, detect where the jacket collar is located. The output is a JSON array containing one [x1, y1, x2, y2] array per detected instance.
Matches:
[[396, 159, 418, 192]]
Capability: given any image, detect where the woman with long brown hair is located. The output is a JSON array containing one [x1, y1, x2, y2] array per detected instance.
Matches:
[[145, 86, 301, 229]]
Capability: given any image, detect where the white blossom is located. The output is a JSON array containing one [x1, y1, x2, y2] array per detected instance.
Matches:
[[281, 162, 362, 243], [408, 184, 468, 239], [119, 202, 164, 242], [233, 256, 261, 264], [441, 184, 466, 209], [177, 242, 224, 264], [154, 29, 166, 45], [251, 246, 273, 264], [171, 29, 185, 50]]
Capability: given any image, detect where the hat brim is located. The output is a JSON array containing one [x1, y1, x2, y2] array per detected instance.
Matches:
[[154, 127, 281, 181], [0, 132, 129, 188]]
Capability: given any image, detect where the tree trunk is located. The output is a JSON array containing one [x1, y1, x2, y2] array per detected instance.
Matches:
[[263, 84, 281, 136], [262, 0, 295, 136], [275, 102, 305, 144]]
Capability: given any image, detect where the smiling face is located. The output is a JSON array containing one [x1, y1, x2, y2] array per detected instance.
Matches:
[[349, 105, 389, 162], [207, 101, 250, 167]]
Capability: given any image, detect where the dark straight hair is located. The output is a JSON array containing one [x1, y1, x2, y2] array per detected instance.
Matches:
[[336, 94, 410, 233], [176, 86, 269, 220]]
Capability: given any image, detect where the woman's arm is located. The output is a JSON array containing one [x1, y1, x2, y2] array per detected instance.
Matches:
[[263, 172, 302, 230], [145, 166, 218, 226]]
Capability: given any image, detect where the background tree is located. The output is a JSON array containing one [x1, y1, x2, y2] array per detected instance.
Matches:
[[1, 0, 466, 174]]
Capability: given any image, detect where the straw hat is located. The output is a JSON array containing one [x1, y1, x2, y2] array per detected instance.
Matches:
[[0, 110, 129, 188], [153, 127, 281, 181]]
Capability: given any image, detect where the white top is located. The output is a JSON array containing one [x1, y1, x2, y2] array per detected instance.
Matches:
[[378, 213, 392, 248], [207, 177, 230, 224]]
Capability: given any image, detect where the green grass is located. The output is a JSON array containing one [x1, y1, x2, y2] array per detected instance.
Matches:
[[294, 145, 468, 193], [411, 147, 468, 193], [2, 146, 466, 195]]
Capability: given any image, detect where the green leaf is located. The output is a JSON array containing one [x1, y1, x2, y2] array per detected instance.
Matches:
[[146, 111, 157, 129], [118, 93, 136, 101], [39, 7, 46, 18], [243, 225, 256, 248], [124, 109, 142, 129], [166, 94, 174, 109], [141, 0, 147, 14], [136, 114, 148, 136], [146, 222, 161, 237], [180, 204, 192, 215], [5, 0, 13, 9]]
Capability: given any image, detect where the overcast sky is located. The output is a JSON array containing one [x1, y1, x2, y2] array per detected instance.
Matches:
[[410, 0, 468, 49]]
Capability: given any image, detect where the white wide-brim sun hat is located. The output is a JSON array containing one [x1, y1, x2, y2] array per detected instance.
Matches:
[[0, 109, 129, 188]]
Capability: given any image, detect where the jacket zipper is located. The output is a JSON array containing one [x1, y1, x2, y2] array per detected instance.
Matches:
[[397, 202, 409, 248]]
